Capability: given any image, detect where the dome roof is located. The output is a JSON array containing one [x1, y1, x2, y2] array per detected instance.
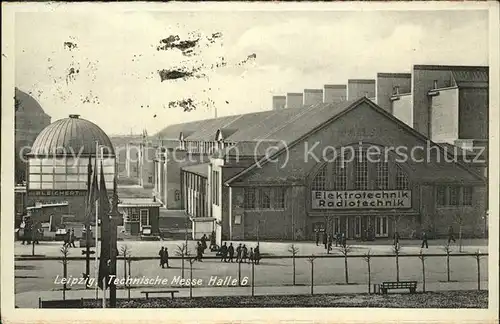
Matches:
[[29, 115, 115, 156]]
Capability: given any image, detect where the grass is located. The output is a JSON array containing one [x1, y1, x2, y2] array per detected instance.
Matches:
[[74, 290, 487, 308]]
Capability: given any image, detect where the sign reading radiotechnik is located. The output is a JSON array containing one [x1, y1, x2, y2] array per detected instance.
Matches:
[[312, 190, 412, 209]]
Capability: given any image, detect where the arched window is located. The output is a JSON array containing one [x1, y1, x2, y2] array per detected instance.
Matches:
[[332, 158, 347, 190], [396, 165, 409, 190], [312, 165, 327, 190], [355, 150, 368, 190], [376, 160, 389, 189]]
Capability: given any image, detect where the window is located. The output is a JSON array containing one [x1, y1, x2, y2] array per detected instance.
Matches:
[[148, 175, 153, 183], [332, 158, 347, 190], [312, 165, 327, 190], [355, 150, 368, 190], [129, 209, 139, 222], [273, 187, 285, 209], [259, 188, 271, 209], [463, 187, 473, 206], [436, 186, 446, 206], [396, 166, 409, 190], [140, 209, 149, 226], [212, 170, 220, 206], [376, 161, 389, 189], [244, 188, 256, 209], [449, 186, 460, 206]]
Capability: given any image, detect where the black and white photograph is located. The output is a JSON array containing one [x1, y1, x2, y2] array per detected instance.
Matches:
[[1, 1, 499, 323]]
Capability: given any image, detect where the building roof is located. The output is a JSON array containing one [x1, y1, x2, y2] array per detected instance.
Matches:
[[15, 88, 51, 119], [451, 69, 489, 87], [29, 114, 115, 156], [182, 163, 210, 178]]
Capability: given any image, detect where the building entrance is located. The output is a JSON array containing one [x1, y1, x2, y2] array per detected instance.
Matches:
[[375, 215, 389, 238]]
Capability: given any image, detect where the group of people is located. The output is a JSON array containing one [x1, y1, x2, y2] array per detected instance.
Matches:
[[195, 233, 211, 261], [218, 242, 260, 264], [63, 229, 77, 248], [158, 246, 171, 268], [315, 230, 347, 252]]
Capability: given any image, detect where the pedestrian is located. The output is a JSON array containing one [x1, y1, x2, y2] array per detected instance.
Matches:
[[327, 233, 333, 252], [228, 243, 234, 262], [164, 247, 170, 268], [70, 229, 76, 248], [322, 230, 328, 249], [241, 244, 248, 263], [315, 230, 320, 246], [196, 242, 203, 261], [159, 247, 165, 268], [421, 230, 429, 249], [393, 231, 400, 249], [64, 230, 71, 248], [201, 234, 208, 252], [210, 231, 217, 251], [249, 248, 254, 264], [220, 242, 228, 262], [236, 243, 242, 262], [254, 245, 260, 265], [335, 232, 341, 247], [447, 226, 456, 244]]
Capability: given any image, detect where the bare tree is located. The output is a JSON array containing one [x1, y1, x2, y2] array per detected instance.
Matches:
[[392, 243, 402, 282], [338, 245, 352, 284], [473, 250, 482, 291], [418, 249, 426, 292], [288, 244, 299, 286], [307, 255, 317, 295], [60, 245, 70, 300], [188, 257, 196, 298], [442, 242, 452, 282], [363, 250, 372, 293], [454, 212, 465, 253], [175, 243, 190, 279], [120, 245, 131, 298]]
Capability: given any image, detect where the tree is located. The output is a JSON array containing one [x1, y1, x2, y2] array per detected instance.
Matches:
[[120, 245, 131, 296], [188, 257, 196, 298], [363, 250, 372, 293], [392, 243, 402, 282], [338, 245, 352, 284], [442, 242, 452, 282], [418, 249, 426, 292], [288, 244, 299, 286], [454, 212, 465, 253], [473, 250, 483, 291], [60, 245, 70, 300], [175, 243, 190, 279], [307, 255, 317, 295]]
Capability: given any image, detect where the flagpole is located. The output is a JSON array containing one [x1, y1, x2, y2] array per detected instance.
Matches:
[[103, 278, 107, 308], [100, 145, 107, 309], [94, 141, 100, 300]]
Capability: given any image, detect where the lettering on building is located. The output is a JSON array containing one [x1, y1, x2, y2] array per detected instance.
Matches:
[[28, 190, 87, 197], [312, 190, 412, 209]]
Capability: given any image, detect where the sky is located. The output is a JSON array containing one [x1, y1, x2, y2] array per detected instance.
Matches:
[[15, 9, 489, 136]]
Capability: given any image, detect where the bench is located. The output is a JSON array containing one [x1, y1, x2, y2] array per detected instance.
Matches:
[[379, 281, 417, 294], [140, 290, 179, 300]]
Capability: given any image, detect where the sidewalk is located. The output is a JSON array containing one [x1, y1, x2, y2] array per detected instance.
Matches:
[[16, 280, 489, 308]]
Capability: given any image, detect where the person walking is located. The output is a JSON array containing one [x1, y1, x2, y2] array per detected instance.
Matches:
[[322, 231, 328, 249], [236, 243, 242, 263], [210, 231, 217, 251], [228, 243, 234, 262], [447, 226, 456, 244], [254, 245, 260, 265], [241, 244, 248, 263], [249, 248, 254, 264], [201, 234, 208, 252], [315, 230, 320, 246], [327, 234, 333, 253], [163, 247, 170, 268], [159, 247, 165, 268], [421, 230, 429, 249], [220, 242, 228, 262], [64, 230, 71, 248], [70, 229, 76, 248]]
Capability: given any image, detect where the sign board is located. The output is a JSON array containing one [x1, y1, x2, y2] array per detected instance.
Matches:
[[312, 190, 412, 209], [28, 190, 87, 197]]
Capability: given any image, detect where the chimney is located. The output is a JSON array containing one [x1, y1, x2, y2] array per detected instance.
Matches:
[[323, 85, 347, 103], [393, 86, 400, 95], [347, 79, 376, 100], [272, 95, 286, 110], [433, 80, 438, 89], [303, 89, 323, 106], [286, 93, 303, 109]]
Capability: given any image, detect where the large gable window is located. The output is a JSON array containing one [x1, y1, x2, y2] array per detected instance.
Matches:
[[376, 161, 389, 190], [312, 165, 327, 190], [355, 150, 368, 190], [396, 166, 409, 190], [332, 158, 347, 190], [244, 188, 256, 209]]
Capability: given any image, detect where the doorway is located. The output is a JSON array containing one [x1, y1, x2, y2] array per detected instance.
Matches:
[[354, 216, 362, 238], [375, 215, 388, 237]]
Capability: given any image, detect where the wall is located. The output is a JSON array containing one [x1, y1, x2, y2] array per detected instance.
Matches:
[[140, 146, 156, 188], [459, 87, 488, 139], [286, 93, 303, 109], [303, 90, 323, 106], [376, 73, 411, 113], [323, 85, 347, 103], [392, 94, 413, 127], [26, 194, 87, 224], [347, 80, 375, 100], [430, 88, 459, 143], [412, 67, 454, 136], [272, 96, 286, 110]]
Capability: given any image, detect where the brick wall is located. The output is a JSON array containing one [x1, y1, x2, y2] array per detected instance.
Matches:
[[347, 80, 375, 101]]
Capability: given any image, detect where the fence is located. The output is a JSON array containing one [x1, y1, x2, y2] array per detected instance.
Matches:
[[16, 250, 489, 301]]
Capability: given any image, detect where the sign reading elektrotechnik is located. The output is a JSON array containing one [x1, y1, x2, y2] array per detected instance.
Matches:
[[312, 190, 412, 209]]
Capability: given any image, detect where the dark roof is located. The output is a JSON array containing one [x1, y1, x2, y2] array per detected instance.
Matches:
[[414, 64, 488, 71], [348, 79, 375, 83], [451, 69, 489, 86], [182, 163, 209, 178], [324, 84, 346, 89], [29, 115, 115, 156], [377, 73, 412, 78], [15, 88, 51, 118]]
